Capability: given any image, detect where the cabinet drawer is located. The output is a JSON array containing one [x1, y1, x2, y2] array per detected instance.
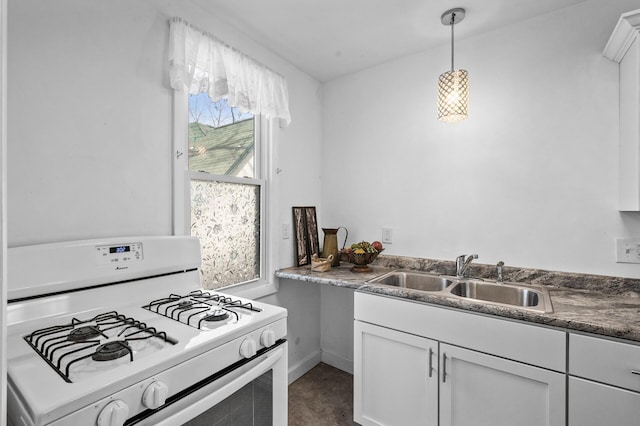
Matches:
[[569, 377, 640, 426], [569, 333, 640, 392]]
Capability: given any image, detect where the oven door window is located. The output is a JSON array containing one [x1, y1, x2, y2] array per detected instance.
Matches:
[[182, 370, 272, 426]]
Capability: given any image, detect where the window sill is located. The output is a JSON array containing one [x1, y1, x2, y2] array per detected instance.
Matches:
[[212, 279, 279, 300]]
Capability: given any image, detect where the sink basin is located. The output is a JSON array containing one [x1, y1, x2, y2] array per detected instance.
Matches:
[[448, 280, 552, 312], [367, 270, 553, 313], [367, 270, 453, 292]]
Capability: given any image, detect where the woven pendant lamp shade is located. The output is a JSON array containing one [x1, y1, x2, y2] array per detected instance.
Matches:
[[437, 8, 468, 123], [437, 69, 469, 122]]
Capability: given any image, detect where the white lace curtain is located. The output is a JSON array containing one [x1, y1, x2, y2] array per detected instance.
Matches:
[[169, 17, 291, 125]]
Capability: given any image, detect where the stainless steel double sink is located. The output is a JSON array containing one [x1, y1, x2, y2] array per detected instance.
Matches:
[[367, 270, 553, 313]]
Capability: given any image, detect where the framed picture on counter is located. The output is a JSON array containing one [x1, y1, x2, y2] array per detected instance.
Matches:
[[292, 206, 319, 266]]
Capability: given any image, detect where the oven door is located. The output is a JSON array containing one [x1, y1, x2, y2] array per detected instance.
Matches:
[[131, 341, 287, 426]]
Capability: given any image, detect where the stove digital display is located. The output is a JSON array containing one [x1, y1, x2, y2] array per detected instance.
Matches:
[[110, 246, 130, 254], [95, 242, 142, 265]]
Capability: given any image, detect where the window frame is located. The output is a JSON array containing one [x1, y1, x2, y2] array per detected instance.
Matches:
[[172, 91, 279, 299]]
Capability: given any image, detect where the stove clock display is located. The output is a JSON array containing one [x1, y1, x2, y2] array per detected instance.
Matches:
[[95, 242, 143, 265], [110, 245, 131, 254]]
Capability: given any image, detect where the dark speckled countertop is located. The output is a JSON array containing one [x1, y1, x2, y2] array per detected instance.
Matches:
[[275, 255, 640, 343]]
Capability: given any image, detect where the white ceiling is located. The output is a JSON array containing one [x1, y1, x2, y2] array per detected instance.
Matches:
[[192, 0, 587, 82]]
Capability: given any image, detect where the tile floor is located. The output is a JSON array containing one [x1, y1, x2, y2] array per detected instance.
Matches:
[[288, 363, 359, 426]]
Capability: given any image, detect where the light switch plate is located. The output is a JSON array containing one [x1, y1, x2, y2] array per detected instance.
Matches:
[[616, 238, 640, 263]]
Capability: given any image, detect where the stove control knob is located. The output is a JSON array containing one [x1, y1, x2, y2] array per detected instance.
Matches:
[[97, 400, 130, 426], [142, 380, 169, 409], [240, 338, 257, 358], [260, 329, 276, 347]]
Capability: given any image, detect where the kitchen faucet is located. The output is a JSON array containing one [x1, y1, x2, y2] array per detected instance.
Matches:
[[496, 261, 504, 284], [456, 254, 478, 278]]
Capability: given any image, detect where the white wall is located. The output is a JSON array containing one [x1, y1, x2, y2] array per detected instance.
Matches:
[[315, 0, 640, 374], [0, 0, 7, 421], [261, 278, 322, 383], [7, 0, 324, 379], [320, 285, 354, 374], [7, 0, 323, 255], [322, 0, 640, 279]]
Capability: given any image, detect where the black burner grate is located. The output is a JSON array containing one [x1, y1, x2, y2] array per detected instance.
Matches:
[[143, 290, 261, 329], [24, 311, 176, 383]]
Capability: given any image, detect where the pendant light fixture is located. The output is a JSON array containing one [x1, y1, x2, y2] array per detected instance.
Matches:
[[437, 8, 469, 123]]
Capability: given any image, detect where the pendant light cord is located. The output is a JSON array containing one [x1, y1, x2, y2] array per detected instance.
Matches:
[[450, 12, 456, 72]]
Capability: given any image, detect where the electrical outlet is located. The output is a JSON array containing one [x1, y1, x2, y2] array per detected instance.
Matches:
[[616, 238, 640, 263], [382, 228, 393, 244]]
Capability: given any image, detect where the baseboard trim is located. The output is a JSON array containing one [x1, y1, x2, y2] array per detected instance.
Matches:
[[287, 350, 321, 384], [321, 350, 353, 375]]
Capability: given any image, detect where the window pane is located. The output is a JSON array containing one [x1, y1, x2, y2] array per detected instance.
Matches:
[[188, 94, 255, 178], [191, 178, 260, 289]]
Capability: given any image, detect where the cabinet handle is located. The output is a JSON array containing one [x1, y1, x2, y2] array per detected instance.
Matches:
[[442, 353, 447, 383], [428, 348, 434, 378], [631, 370, 640, 376]]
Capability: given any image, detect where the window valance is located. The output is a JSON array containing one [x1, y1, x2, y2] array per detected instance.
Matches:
[[169, 17, 291, 125]]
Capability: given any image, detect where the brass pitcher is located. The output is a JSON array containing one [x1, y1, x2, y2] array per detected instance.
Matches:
[[321, 227, 348, 267]]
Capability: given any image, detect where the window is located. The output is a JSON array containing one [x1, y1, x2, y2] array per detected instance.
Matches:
[[169, 18, 289, 297], [176, 94, 268, 291]]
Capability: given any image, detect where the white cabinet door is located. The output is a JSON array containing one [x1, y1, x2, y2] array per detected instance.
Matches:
[[354, 321, 438, 426], [569, 377, 640, 426], [440, 344, 565, 426]]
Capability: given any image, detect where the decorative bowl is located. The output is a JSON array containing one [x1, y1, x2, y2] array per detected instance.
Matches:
[[311, 254, 333, 273], [342, 249, 383, 272]]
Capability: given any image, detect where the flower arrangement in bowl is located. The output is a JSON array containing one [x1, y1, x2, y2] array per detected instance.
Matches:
[[341, 240, 384, 272]]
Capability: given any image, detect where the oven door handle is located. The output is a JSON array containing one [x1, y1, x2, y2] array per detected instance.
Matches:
[[152, 347, 285, 426]]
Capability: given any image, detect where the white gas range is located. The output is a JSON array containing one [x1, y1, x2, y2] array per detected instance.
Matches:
[[6, 236, 288, 426]]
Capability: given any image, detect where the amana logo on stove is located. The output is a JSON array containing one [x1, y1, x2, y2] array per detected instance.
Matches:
[[115, 266, 128, 270]]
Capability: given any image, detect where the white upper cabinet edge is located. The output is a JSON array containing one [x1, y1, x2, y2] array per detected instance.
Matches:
[[604, 9, 640, 62]]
